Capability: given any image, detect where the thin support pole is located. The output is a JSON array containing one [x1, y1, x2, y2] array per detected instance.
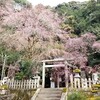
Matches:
[[1, 54, 7, 80], [42, 62, 45, 88], [65, 66, 68, 88], [57, 72, 59, 88]]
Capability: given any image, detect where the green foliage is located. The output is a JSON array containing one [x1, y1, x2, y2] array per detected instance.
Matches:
[[68, 92, 87, 100], [97, 0, 100, 3], [15, 60, 33, 80], [0, 43, 7, 53], [14, 0, 29, 5], [0, 44, 8, 64], [15, 72, 24, 80], [0, 45, 20, 65], [62, 88, 67, 92], [88, 52, 100, 67], [95, 97, 100, 100], [0, 84, 8, 90], [7, 51, 20, 65], [55, 0, 100, 38]]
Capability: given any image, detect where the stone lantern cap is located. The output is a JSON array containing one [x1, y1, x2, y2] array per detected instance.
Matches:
[[73, 69, 81, 73]]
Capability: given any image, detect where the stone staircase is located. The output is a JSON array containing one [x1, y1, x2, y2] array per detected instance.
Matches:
[[35, 88, 63, 100]]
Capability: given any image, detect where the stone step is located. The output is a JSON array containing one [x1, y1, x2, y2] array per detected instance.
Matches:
[[35, 88, 62, 100], [36, 97, 61, 100], [40, 89, 62, 92], [40, 91, 62, 94], [40, 88, 62, 91], [41, 90, 62, 92], [37, 95, 61, 98], [38, 93, 61, 96]]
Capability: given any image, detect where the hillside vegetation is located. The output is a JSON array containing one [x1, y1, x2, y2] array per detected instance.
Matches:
[[0, 0, 99, 79], [55, 0, 100, 38]]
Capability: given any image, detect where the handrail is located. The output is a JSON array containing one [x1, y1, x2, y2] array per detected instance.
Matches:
[[31, 88, 41, 100]]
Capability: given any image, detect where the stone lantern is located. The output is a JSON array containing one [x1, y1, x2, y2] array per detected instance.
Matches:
[[73, 68, 81, 88], [74, 69, 81, 78]]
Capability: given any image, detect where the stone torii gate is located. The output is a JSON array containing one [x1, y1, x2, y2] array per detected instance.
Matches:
[[41, 58, 72, 88]]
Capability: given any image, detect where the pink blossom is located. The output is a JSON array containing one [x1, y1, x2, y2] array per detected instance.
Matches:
[[92, 41, 100, 52]]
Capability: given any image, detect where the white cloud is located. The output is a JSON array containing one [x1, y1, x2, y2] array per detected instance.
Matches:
[[28, 0, 89, 6]]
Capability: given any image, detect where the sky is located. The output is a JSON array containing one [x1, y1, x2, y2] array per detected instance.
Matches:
[[27, 0, 89, 7]]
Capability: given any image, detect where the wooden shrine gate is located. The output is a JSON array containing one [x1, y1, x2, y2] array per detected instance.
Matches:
[[41, 58, 71, 88]]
